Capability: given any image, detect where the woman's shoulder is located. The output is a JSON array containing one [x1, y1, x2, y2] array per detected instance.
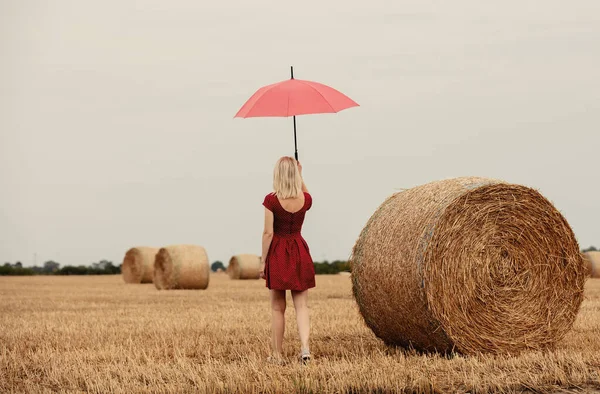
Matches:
[[263, 192, 277, 210], [303, 192, 312, 210], [263, 192, 277, 211]]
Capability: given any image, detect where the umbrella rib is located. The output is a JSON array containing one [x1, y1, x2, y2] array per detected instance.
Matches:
[[296, 80, 336, 113]]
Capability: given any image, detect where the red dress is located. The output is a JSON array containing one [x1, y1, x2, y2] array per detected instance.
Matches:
[[262, 192, 315, 291]]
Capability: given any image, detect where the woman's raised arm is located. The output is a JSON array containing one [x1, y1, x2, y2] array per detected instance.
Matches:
[[297, 161, 308, 193]]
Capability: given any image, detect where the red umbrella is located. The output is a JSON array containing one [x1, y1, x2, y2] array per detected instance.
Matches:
[[235, 67, 359, 160]]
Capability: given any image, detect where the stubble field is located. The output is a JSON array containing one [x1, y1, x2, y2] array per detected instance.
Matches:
[[1, 274, 599, 393]]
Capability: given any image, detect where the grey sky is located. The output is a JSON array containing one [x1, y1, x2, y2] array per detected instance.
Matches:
[[1, 0, 599, 267]]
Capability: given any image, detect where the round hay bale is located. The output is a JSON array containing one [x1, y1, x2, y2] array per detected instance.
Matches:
[[227, 254, 261, 279], [154, 245, 209, 290], [351, 177, 586, 355], [121, 247, 159, 284], [583, 251, 600, 278]]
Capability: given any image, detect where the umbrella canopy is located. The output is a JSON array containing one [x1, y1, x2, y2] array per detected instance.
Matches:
[[234, 78, 359, 118], [235, 67, 359, 160]]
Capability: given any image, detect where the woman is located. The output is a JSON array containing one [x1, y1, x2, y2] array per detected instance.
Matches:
[[259, 156, 315, 364]]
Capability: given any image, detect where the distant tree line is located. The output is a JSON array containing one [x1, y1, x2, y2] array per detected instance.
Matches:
[[583, 246, 598, 252], [0, 262, 35, 276], [313, 260, 351, 274], [0, 260, 121, 276], [3, 258, 352, 276]]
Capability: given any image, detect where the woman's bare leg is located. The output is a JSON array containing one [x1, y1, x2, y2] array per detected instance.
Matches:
[[291, 290, 310, 353], [270, 290, 286, 356]]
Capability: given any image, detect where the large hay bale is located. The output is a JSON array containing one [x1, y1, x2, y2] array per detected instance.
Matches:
[[351, 177, 586, 355], [227, 254, 261, 279], [583, 251, 600, 278], [154, 245, 209, 290], [121, 247, 159, 284]]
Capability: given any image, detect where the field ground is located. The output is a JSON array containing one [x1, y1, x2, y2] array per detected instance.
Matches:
[[1, 274, 599, 393]]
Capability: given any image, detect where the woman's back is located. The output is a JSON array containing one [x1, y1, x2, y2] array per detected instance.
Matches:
[[263, 192, 312, 236]]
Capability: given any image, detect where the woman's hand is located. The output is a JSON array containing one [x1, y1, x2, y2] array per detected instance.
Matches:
[[259, 257, 266, 279]]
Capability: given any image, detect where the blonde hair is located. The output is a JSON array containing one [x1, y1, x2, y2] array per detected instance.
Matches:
[[273, 156, 302, 199]]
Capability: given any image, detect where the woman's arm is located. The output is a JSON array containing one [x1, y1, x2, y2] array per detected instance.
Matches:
[[298, 161, 309, 193], [260, 207, 274, 277]]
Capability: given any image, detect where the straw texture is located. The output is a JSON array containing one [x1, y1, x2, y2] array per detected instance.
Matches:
[[583, 252, 600, 278], [227, 254, 261, 280], [351, 177, 586, 355], [121, 247, 159, 284], [153, 245, 209, 290]]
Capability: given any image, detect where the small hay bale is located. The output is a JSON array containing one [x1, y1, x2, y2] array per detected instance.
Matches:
[[121, 247, 159, 284], [351, 177, 586, 355], [227, 254, 261, 279], [583, 252, 600, 278], [154, 245, 209, 290]]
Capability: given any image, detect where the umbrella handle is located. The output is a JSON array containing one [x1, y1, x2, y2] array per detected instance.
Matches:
[[293, 116, 298, 161]]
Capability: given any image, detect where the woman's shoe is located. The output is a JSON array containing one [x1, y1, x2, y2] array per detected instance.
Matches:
[[299, 349, 311, 364]]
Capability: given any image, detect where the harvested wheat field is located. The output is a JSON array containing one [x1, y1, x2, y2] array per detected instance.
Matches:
[[0, 275, 599, 393]]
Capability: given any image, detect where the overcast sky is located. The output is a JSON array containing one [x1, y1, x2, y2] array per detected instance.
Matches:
[[1, 0, 598, 267]]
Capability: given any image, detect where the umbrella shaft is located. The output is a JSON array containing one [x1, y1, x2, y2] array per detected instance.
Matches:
[[293, 116, 298, 160]]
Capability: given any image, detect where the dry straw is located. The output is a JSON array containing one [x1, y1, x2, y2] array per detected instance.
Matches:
[[154, 245, 209, 290], [583, 252, 600, 278], [351, 177, 586, 355], [121, 247, 159, 284], [227, 254, 261, 279]]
